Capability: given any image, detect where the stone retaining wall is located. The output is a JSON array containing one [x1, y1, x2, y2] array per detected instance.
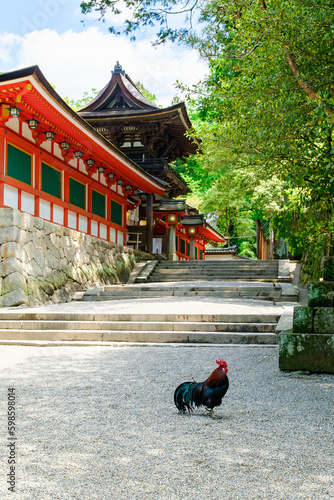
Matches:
[[0, 208, 140, 307]]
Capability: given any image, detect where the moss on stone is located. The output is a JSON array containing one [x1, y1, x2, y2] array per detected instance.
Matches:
[[279, 333, 334, 373], [308, 281, 334, 307], [293, 307, 314, 333], [313, 308, 334, 334]]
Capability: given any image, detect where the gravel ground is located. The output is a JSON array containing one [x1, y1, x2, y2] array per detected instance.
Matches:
[[0, 344, 333, 500]]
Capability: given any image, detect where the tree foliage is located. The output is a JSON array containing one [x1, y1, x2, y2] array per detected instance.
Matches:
[[63, 88, 101, 111], [134, 81, 159, 106], [81, 0, 334, 277]]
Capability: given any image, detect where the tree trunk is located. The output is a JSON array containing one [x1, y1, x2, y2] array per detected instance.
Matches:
[[284, 47, 334, 119]]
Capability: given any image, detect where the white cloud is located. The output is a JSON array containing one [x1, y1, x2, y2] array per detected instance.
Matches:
[[0, 33, 23, 63], [5, 27, 207, 106]]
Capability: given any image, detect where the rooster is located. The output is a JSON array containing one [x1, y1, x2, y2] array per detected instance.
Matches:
[[174, 359, 229, 416]]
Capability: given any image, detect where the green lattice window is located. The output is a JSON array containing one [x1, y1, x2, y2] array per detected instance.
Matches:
[[69, 177, 86, 210], [92, 190, 105, 218], [7, 143, 31, 185], [110, 200, 123, 226], [41, 163, 61, 199]]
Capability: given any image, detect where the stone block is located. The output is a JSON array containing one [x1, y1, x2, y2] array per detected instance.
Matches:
[[0, 226, 21, 244], [293, 307, 314, 333], [49, 232, 59, 247], [27, 277, 40, 296], [41, 281, 55, 296], [1, 242, 27, 262], [279, 333, 334, 374], [278, 259, 290, 278], [313, 308, 334, 333], [33, 217, 44, 230], [2, 272, 27, 295], [0, 208, 21, 228], [23, 241, 36, 262], [308, 281, 334, 307], [322, 256, 334, 281], [63, 246, 76, 262], [1, 288, 28, 307], [43, 221, 54, 235], [33, 249, 45, 270], [49, 271, 68, 290], [0, 257, 23, 277], [45, 254, 61, 271], [30, 259, 43, 277], [27, 295, 43, 307]]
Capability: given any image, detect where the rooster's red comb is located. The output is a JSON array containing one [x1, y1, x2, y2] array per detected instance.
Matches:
[[216, 359, 227, 366]]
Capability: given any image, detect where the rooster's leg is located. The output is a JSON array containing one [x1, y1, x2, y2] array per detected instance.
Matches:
[[205, 408, 215, 418]]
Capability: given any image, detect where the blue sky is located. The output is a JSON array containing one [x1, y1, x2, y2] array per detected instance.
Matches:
[[0, 0, 207, 106]]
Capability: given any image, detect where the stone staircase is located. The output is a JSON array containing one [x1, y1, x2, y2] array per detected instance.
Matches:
[[0, 259, 294, 346], [0, 311, 281, 345], [145, 259, 282, 282], [81, 258, 296, 303]]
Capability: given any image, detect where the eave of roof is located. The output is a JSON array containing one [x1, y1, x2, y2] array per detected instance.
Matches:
[[0, 66, 165, 194], [199, 224, 225, 244], [79, 101, 193, 129]]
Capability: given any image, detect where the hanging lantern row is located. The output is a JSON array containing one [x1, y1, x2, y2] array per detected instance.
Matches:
[[9, 107, 140, 198]]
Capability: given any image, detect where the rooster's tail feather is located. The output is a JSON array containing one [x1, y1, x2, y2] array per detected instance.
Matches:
[[174, 381, 203, 412]]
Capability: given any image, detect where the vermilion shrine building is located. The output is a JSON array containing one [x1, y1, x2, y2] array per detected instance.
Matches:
[[0, 64, 224, 260], [79, 62, 224, 258]]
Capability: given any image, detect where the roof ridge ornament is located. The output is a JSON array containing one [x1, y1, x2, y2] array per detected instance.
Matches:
[[112, 61, 125, 75]]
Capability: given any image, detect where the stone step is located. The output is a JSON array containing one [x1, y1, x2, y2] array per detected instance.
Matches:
[[149, 270, 278, 274], [157, 263, 279, 268], [0, 320, 276, 333], [0, 312, 281, 323], [94, 290, 282, 299], [101, 284, 279, 292], [146, 277, 279, 282], [0, 329, 278, 344], [156, 264, 279, 270]]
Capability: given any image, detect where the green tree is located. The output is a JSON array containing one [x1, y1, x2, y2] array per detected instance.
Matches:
[[134, 81, 160, 106], [63, 88, 101, 111], [81, 0, 334, 277]]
